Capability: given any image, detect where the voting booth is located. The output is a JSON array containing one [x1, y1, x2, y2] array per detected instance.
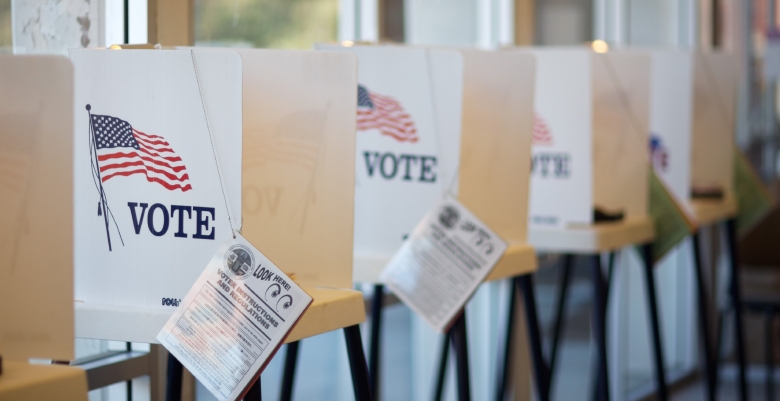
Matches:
[[517, 48, 654, 250], [69, 49, 244, 343], [645, 50, 743, 400], [0, 55, 88, 400], [512, 47, 666, 401]]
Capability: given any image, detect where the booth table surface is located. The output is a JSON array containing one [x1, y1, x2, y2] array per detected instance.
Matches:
[[0, 361, 88, 401], [284, 287, 366, 344], [485, 243, 538, 281], [687, 197, 737, 227], [528, 216, 655, 254], [354, 243, 538, 284], [76, 287, 366, 345]]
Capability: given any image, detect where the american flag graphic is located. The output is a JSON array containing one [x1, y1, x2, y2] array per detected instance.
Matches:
[[91, 114, 192, 192], [357, 84, 418, 143], [532, 112, 553, 146]]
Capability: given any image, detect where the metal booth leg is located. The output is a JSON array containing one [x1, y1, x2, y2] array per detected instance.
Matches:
[[450, 312, 472, 401], [244, 376, 261, 400], [432, 332, 451, 401], [766, 308, 776, 401], [279, 341, 300, 401], [692, 231, 718, 401], [369, 284, 385, 399], [344, 324, 374, 401], [725, 219, 749, 401], [640, 243, 669, 401], [549, 254, 574, 380], [518, 274, 551, 401], [495, 278, 518, 401], [166, 353, 183, 401], [590, 254, 610, 401]]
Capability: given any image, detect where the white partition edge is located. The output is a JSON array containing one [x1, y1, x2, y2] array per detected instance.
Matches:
[[353, 255, 392, 284], [75, 303, 170, 344]]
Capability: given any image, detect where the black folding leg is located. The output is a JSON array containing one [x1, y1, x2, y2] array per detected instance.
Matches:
[[495, 278, 518, 401], [692, 232, 718, 401], [549, 254, 574, 379], [518, 275, 551, 401], [369, 284, 384, 400], [495, 273, 552, 401], [344, 325, 373, 401], [725, 219, 749, 401], [244, 376, 261, 400], [432, 332, 451, 401], [766, 309, 776, 401], [166, 354, 183, 401], [590, 254, 610, 401], [640, 243, 668, 401], [450, 313, 471, 401], [126, 342, 133, 401], [279, 341, 300, 401]]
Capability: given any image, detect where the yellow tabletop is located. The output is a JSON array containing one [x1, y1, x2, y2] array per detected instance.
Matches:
[[0, 361, 88, 401], [686, 197, 737, 227], [285, 286, 366, 343], [354, 241, 538, 285], [528, 216, 655, 254], [485, 243, 538, 281]]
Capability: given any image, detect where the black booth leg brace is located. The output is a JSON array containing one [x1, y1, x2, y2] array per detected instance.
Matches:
[[431, 312, 472, 401], [368, 284, 385, 400], [279, 341, 300, 401], [640, 243, 669, 401], [725, 219, 749, 401], [166, 327, 372, 401], [693, 220, 750, 401], [166, 354, 183, 401], [692, 230, 718, 401], [344, 324, 374, 401]]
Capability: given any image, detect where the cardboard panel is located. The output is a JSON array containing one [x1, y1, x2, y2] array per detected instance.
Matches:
[[644, 50, 694, 202], [428, 49, 465, 197], [592, 52, 650, 218], [0, 55, 74, 361], [457, 50, 534, 243], [692, 52, 737, 196], [70, 49, 242, 341], [239, 49, 357, 289], [522, 48, 593, 227]]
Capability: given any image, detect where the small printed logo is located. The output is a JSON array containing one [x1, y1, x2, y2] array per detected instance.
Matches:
[[161, 297, 181, 307], [265, 284, 294, 313], [357, 84, 418, 143], [438, 205, 460, 229], [650, 134, 668, 172], [224, 244, 254, 280]]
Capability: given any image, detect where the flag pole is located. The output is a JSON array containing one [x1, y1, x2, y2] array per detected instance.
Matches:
[[87, 104, 113, 251]]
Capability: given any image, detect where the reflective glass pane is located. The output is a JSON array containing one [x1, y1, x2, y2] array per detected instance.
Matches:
[[195, 0, 338, 49]]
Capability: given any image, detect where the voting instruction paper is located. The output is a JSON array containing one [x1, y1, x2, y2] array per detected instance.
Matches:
[[157, 234, 311, 401], [380, 196, 507, 332]]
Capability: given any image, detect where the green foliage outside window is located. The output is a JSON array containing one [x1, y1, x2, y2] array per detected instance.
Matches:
[[196, 0, 338, 49], [0, 0, 11, 50]]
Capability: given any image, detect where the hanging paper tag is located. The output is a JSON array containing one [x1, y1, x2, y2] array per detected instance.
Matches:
[[380, 196, 507, 332], [157, 233, 312, 401]]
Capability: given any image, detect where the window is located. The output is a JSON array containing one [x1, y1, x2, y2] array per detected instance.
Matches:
[[195, 0, 338, 48]]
